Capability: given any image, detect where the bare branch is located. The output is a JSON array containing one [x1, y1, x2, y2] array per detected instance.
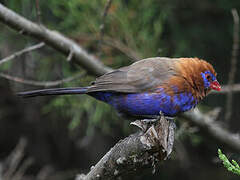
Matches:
[[74, 34, 142, 61], [67, 48, 74, 61], [0, 42, 45, 65], [0, 3, 112, 76], [0, 72, 86, 87], [11, 158, 34, 180], [183, 108, 240, 152], [99, 0, 113, 43], [35, 0, 41, 24], [76, 116, 175, 180], [3, 137, 27, 179], [98, 0, 114, 57], [103, 37, 142, 61], [225, 8, 239, 123]]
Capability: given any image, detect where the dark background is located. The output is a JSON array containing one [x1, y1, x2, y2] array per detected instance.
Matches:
[[0, 0, 239, 179]]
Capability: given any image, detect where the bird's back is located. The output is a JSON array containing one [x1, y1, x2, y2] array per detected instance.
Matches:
[[88, 57, 179, 93]]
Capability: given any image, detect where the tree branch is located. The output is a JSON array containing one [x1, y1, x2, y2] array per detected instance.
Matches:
[[35, 0, 41, 24], [0, 42, 45, 65], [76, 116, 175, 180], [103, 37, 142, 61], [0, 72, 85, 87], [0, 3, 112, 76], [225, 8, 239, 123], [99, 0, 113, 43], [183, 108, 240, 152], [74, 34, 142, 61]]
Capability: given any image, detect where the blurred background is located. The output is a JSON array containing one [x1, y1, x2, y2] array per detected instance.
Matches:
[[0, 0, 239, 179]]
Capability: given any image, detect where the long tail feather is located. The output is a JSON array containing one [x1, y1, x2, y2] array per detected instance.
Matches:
[[17, 87, 89, 98]]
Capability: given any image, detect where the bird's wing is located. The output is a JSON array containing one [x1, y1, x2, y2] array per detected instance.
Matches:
[[87, 57, 179, 93]]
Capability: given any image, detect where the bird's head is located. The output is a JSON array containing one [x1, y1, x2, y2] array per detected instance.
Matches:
[[201, 70, 221, 92], [176, 58, 221, 98]]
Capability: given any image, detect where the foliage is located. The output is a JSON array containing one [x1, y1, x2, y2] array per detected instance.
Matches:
[[218, 149, 240, 176]]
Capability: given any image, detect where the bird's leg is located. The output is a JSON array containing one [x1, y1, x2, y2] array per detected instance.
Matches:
[[130, 112, 176, 132], [158, 111, 176, 133], [130, 112, 163, 132], [131, 119, 160, 132], [141, 112, 165, 125], [158, 111, 175, 122], [141, 118, 158, 124], [165, 116, 174, 121]]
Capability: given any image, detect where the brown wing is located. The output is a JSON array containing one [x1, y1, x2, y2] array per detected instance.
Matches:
[[87, 57, 179, 93]]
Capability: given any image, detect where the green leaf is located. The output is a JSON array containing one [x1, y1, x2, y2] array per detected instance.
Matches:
[[218, 149, 240, 176]]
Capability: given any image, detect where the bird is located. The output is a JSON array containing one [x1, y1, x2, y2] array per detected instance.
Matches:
[[17, 57, 221, 119]]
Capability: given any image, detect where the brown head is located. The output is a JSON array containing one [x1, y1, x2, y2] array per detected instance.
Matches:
[[173, 58, 221, 100]]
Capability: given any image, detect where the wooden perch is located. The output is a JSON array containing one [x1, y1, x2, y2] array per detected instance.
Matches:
[[76, 116, 175, 180]]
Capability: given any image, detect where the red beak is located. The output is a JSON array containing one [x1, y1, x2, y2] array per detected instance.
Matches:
[[210, 80, 221, 91]]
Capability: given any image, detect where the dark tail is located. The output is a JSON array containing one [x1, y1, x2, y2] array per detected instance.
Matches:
[[17, 87, 89, 98]]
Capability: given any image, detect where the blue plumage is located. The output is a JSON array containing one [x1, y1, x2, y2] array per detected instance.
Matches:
[[201, 71, 216, 89], [90, 87, 196, 117]]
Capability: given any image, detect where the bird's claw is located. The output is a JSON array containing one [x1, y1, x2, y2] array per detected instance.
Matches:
[[130, 111, 175, 133], [130, 120, 148, 132], [130, 119, 159, 132], [130, 112, 163, 132]]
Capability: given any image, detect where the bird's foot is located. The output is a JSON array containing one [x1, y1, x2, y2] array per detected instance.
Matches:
[[130, 112, 163, 132], [158, 111, 175, 122], [130, 112, 175, 132], [142, 118, 158, 124], [131, 112, 176, 161], [130, 120, 149, 132], [130, 118, 159, 132]]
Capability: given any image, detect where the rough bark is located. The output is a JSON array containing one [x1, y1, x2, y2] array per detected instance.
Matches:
[[76, 116, 175, 180]]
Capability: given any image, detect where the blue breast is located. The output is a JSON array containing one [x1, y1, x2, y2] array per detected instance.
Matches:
[[89, 88, 197, 117]]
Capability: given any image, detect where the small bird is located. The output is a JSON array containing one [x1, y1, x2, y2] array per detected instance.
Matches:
[[17, 57, 221, 118]]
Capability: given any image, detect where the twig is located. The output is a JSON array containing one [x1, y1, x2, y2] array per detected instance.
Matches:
[[225, 9, 239, 123], [183, 108, 240, 152], [99, 0, 113, 44], [67, 48, 74, 62], [11, 158, 34, 180], [0, 3, 112, 76], [74, 34, 142, 61], [3, 137, 27, 179], [35, 0, 41, 24], [0, 42, 45, 65], [36, 166, 54, 180], [103, 37, 142, 61], [0, 72, 86, 87]]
